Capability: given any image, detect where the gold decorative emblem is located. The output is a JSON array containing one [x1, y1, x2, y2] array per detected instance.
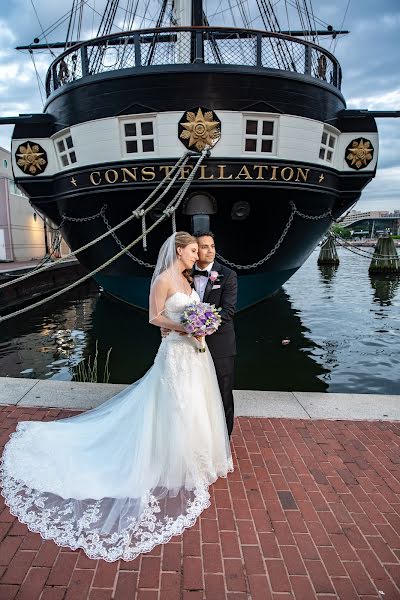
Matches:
[[345, 138, 374, 170], [178, 107, 221, 151], [15, 141, 48, 176]]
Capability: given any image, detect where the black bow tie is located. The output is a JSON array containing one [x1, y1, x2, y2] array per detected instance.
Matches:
[[193, 269, 209, 277]]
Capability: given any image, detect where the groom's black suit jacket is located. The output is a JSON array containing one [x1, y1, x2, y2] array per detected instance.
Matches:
[[194, 260, 238, 358]]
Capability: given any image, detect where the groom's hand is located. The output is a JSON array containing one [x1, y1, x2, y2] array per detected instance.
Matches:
[[160, 327, 170, 338]]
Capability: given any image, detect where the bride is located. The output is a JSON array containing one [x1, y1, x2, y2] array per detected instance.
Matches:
[[0, 231, 233, 562]]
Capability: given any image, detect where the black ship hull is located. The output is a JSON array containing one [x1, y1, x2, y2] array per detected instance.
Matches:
[[25, 156, 367, 310], [9, 27, 378, 311]]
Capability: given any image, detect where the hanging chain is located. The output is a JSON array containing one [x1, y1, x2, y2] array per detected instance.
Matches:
[[99, 149, 209, 268], [0, 152, 191, 292], [0, 151, 209, 323], [62, 204, 108, 222], [217, 201, 332, 270], [101, 211, 156, 268], [332, 233, 400, 261], [293, 205, 333, 221]]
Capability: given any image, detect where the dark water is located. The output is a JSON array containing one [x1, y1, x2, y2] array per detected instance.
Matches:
[[0, 248, 399, 393]]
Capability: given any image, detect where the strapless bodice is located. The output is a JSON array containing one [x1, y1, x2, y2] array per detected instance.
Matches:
[[164, 290, 199, 323]]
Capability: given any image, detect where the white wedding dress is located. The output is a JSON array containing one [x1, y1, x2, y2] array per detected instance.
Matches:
[[0, 290, 233, 561]]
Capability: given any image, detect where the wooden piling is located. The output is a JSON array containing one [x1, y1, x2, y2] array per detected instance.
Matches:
[[369, 236, 400, 274], [317, 235, 339, 265]]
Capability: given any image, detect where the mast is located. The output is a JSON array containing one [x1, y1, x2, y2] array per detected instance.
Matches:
[[173, 0, 192, 26], [192, 0, 203, 26], [173, 0, 203, 27]]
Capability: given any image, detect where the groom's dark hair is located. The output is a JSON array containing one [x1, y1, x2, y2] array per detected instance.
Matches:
[[193, 231, 215, 240]]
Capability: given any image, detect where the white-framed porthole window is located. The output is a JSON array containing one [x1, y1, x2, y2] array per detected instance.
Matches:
[[243, 116, 277, 154], [55, 132, 77, 167], [319, 128, 337, 163], [122, 118, 157, 155]]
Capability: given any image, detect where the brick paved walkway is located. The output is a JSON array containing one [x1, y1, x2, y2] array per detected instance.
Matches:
[[0, 405, 399, 599]]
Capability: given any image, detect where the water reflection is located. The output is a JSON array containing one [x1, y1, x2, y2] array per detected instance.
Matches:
[[234, 289, 329, 391], [370, 274, 400, 306], [0, 284, 329, 391], [0, 249, 399, 394], [318, 264, 338, 286], [0, 284, 97, 380], [89, 293, 161, 383], [87, 288, 330, 390]]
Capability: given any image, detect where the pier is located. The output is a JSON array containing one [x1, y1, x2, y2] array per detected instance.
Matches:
[[0, 259, 88, 311], [0, 378, 399, 599]]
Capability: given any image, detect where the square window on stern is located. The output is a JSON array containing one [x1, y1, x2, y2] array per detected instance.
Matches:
[[126, 140, 138, 153], [262, 121, 274, 136], [246, 120, 258, 135], [125, 123, 137, 137], [245, 138, 257, 152], [142, 139, 154, 152], [261, 139, 272, 153], [141, 122, 153, 136]]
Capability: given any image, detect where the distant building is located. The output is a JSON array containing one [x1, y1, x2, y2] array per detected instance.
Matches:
[[0, 147, 69, 262], [340, 209, 400, 237]]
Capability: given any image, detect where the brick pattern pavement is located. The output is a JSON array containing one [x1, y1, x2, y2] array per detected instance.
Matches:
[[0, 405, 399, 599]]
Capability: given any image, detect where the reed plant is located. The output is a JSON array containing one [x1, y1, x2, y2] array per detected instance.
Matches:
[[74, 341, 112, 383]]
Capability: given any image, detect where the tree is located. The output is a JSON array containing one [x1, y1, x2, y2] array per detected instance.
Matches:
[[330, 224, 351, 239]]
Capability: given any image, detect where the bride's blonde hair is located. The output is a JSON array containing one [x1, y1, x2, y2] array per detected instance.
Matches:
[[175, 231, 197, 283]]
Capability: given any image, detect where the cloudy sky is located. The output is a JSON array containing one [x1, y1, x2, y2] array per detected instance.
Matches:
[[0, 0, 398, 211]]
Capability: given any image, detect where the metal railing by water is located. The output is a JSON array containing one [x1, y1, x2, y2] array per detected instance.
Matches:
[[45, 27, 342, 96]]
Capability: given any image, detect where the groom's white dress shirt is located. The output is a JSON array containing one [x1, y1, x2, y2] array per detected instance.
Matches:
[[193, 262, 214, 302]]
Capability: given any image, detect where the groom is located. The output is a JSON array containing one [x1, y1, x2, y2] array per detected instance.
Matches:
[[192, 232, 237, 438]]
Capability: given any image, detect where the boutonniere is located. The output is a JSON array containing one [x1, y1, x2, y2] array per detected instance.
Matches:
[[209, 271, 223, 284]]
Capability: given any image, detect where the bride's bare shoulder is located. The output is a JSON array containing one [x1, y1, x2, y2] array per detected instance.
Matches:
[[151, 272, 173, 294], [153, 272, 170, 286]]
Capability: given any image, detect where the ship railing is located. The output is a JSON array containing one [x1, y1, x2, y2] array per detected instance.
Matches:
[[45, 27, 342, 96]]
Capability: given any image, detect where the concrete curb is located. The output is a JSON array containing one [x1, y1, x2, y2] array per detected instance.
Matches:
[[1, 377, 399, 421]]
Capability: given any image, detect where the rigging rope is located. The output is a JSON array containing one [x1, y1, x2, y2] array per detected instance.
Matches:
[[331, 233, 400, 261], [0, 151, 191, 292], [0, 150, 208, 323], [29, 51, 45, 105], [332, 0, 351, 53], [29, 0, 56, 57]]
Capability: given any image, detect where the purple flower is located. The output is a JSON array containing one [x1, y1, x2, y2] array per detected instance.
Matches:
[[180, 301, 222, 338]]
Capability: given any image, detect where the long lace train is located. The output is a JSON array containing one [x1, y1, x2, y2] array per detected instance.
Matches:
[[0, 291, 233, 561]]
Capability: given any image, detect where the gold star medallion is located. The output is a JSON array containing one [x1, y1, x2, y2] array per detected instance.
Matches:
[[70, 177, 78, 187], [319, 174, 325, 182], [345, 138, 374, 170], [179, 107, 221, 151], [15, 141, 48, 176]]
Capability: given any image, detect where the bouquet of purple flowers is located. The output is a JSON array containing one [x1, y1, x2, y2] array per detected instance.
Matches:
[[180, 302, 222, 352]]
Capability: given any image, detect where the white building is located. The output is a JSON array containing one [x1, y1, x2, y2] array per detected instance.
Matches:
[[341, 210, 391, 228], [0, 146, 68, 262]]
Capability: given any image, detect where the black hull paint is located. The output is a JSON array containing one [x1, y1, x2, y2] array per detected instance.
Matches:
[[44, 67, 346, 131], [27, 180, 356, 310], [12, 55, 377, 311]]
